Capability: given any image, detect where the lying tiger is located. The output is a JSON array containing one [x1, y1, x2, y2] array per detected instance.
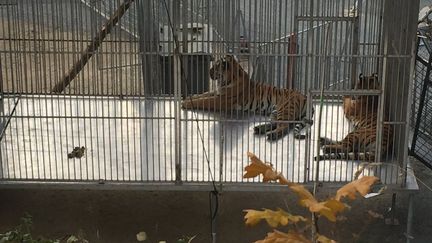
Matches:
[[181, 54, 313, 140], [315, 73, 393, 161]]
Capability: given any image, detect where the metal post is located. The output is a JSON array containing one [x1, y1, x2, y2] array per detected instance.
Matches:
[[385, 193, 400, 225], [402, 34, 423, 186], [210, 191, 218, 243], [173, 0, 182, 184], [406, 193, 415, 243], [350, 0, 361, 85], [0, 55, 3, 177], [137, 0, 160, 95]]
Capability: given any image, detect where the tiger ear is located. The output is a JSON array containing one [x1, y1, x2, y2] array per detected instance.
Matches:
[[359, 73, 364, 80], [372, 73, 378, 78]]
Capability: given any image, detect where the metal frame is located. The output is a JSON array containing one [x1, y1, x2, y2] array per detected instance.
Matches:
[[0, 0, 420, 191], [410, 30, 432, 170]]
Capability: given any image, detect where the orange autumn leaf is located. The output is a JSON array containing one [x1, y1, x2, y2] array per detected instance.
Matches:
[[321, 199, 346, 221], [244, 152, 273, 178], [244, 152, 285, 183], [316, 234, 337, 243], [336, 176, 379, 201], [288, 184, 316, 204], [244, 208, 307, 227], [255, 230, 311, 243], [308, 200, 346, 222], [289, 184, 345, 222]]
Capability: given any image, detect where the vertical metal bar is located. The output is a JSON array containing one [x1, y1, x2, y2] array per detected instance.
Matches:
[[173, 0, 182, 183], [351, 0, 360, 90], [406, 193, 414, 243], [402, 29, 422, 187], [0, 49, 3, 178], [375, 31, 388, 164]]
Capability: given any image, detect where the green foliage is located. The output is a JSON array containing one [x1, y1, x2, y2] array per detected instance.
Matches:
[[0, 214, 87, 243], [176, 235, 196, 243]]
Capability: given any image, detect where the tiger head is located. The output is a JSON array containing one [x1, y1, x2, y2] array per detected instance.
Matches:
[[355, 73, 380, 90], [344, 73, 380, 117], [209, 54, 247, 86]]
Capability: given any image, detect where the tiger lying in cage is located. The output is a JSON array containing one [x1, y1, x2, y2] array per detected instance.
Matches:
[[181, 54, 313, 140], [315, 73, 393, 161]]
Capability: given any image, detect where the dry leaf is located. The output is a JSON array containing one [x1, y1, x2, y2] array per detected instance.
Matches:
[[244, 152, 276, 179], [289, 184, 316, 204], [367, 210, 384, 219], [244, 152, 272, 178], [288, 184, 345, 222], [316, 234, 337, 243], [336, 176, 379, 201], [318, 199, 346, 222], [245, 152, 289, 184], [255, 230, 311, 243], [244, 208, 307, 227]]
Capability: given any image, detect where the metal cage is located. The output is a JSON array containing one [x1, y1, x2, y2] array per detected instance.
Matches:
[[411, 10, 432, 170], [0, 0, 419, 190]]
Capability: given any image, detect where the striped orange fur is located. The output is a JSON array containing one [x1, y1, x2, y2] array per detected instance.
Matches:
[[316, 73, 393, 161], [181, 55, 312, 140]]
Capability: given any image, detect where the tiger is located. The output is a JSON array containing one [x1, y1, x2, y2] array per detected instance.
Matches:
[[315, 73, 393, 161], [181, 54, 313, 140]]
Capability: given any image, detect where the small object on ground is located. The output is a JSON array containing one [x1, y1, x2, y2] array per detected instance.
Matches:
[[68, 146, 86, 159], [136, 231, 147, 241], [75, 146, 86, 158]]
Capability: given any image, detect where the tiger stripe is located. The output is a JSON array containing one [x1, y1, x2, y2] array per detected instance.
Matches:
[[181, 54, 312, 140], [315, 73, 393, 161]]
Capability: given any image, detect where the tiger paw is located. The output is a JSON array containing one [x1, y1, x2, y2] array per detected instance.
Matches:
[[302, 118, 314, 125], [321, 145, 334, 154], [254, 123, 276, 134], [253, 126, 265, 134], [319, 137, 335, 145], [321, 145, 346, 154], [294, 134, 307, 139], [266, 132, 285, 141]]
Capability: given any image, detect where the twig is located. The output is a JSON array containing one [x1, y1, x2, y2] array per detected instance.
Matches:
[[51, 0, 135, 93], [312, 22, 333, 241]]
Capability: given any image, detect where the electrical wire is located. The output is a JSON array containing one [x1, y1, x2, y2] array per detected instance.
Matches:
[[161, 1, 219, 241]]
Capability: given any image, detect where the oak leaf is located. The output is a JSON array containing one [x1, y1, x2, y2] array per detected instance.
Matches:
[[316, 199, 346, 222], [244, 208, 307, 227], [255, 230, 311, 243], [288, 184, 345, 222], [336, 176, 379, 201], [244, 152, 282, 183]]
